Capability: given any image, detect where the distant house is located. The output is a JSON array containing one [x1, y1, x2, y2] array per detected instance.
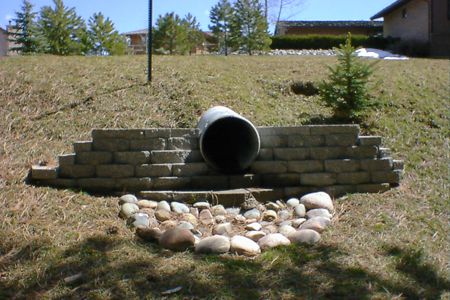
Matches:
[[123, 29, 217, 55], [371, 0, 450, 57], [0, 27, 8, 56], [274, 21, 383, 36]]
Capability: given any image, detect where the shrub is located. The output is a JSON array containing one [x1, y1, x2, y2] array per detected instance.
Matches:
[[319, 34, 378, 121]]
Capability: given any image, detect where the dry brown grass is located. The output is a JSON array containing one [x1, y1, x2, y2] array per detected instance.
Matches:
[[0, 55, 449, 299]]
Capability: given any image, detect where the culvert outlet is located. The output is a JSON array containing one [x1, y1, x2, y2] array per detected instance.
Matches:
[[197, 106, 260, 174]]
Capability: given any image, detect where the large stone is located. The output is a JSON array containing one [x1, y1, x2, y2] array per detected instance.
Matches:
[[136, 227, 162, 242], [300, 192, 334, 212], [246, 222, 262, 231], [132, 213, 150, 228], [294, 204, 306, 217], [292, 218, 307, 228], [261, 210, 277, 222], [245, 231, 266, 242], [155, 209, 172, 222], [119, 194, 138, 205], [193, 202, 210, 210], [211, 205, 227, 216], [157, 201, 171, 212], [160, 220, 178, 230], [279, 225, 296, 237], [230, 236, 261, 256], [213, 223, 232, 236], [258, 233, 291, 250], [199, 209, 214, 225], [137, 200, 158, 209], [244, 208, 261, 220], [265, 202, 280, 211], [195, 235, 230, 254], [306, 208, 332, 219], [278, 210, 291, 221], [286, 198, 300, 208], [177, 221, 195, 231], [226, 207, 241, 216], [288, 229, 321, 245], [300, 217, 331, 233], [171, 202, 190, 214], [215, 215, 227, 224], [263, 224, 279, 234], [182, 213, 198, 226], [159, 228, 195, 251], [120, 203, 139, 218]]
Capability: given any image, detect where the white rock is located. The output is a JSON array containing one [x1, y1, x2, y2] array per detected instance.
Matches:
[[286, 198, 300, 208], [211, 205, 227, 216], [226, 207, 241, 216], [279, 225, 296, 237], [195, 235, 230, 254], [300, 192, 334, 212], [300, 217, 331, 233], [189, 207, 199, 218], [294, 204, 306, 217], [199, 209, 214, 225], [278, 210, 291, 221], [234, 214, 246, 223], [244, 208, 261, 219], [288, 229, 321, 244], [276, 200, 286, 209], [245, 231, 266, 242], [265, 202, 280, 211], [132, 213, 150, 228], [261, 210, 277, 222], [292, 218, 307, 228], [137, 200, 157, 209], [193, 202, 210, 209], [230, 236, 261, 256], [119, 194, 138, 205], [215, 215, 227, 223], [171, 202, 190, 214], [157, 201, 171, 212], [279, 220, 292, 227], [177, 221, 194, 231], [306, 208, 332, 219], [213, 222, 232, 236], [120, 203, 139, 218], [258, 233, 291, 250], [246, 222, 262, 231]]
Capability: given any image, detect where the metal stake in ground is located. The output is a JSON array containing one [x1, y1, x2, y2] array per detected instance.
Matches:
[[147, 0, 153, 82]]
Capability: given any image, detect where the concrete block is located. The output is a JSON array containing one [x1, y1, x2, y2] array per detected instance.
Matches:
[[58, 154, 76, 166], [151, 150, 203, 164], [130, 138, 166, 151], [356, 183, 390, 193], [171, 191, 212, 203], [136, 164, 172, 177], [42, 178, 78, 188], [288, 135, 325, 147], [76, 152, 112, 165], [172, 163, 210, 176], [78, 178, 115, 190], [92, 129, 146, 139], [260, 135, 289, 148], [144, 128, 172, 138], [116, 178, 152, 191], [323, 185, 357, 197], [273, 148, 309, 160], [378, 148, 391, 159], [191, 176, 229, 189], [229, 174, 261, 188], [250, 161, 287, 174], [310, 125, 359, 135], [393, 160, 404, 170], [262, 174, 301, 187], [300, 173, 337, 186], [325, 134, 358, 146], [114, 151, 150, 165], [170, 128, 200, 138], [371, 170, 402, 184], [284, 186, 317, 198], [59, 165, 95, 178], [167, 137, 199, 150], [257, 148, 273, 161], [93, 138, 129, 152], [288, 160, 323, 173], [360, 159, 393, 171], [337, 172, 371, 184], [358, 136, 382, 146], [212, 189, 249, 206], [309, 147, 347, 160], [73, 141, 92, 153], [96, 165, 134, 178], [325, 159, 360, 172], [139, 191, 175, 201], [247, 188, 285, 202], [257, 126, 310, 136], [346, 146, 378, 159], [31, 166, 58, 180], [152, 177, 191, 190]]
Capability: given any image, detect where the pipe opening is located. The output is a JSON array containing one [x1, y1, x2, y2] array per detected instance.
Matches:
[[200, 117, 259, 174]]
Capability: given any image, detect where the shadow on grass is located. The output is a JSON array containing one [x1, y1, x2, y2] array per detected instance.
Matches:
[[1, 236, 448, 299]]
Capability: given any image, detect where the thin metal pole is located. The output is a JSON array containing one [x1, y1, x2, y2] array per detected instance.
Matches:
[[147, 0, 153, 82]]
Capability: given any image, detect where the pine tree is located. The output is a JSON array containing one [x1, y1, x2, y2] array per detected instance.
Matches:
[[230, 0, 271, 55], [9, 0, 38, 54], [38, 0, 87, 55], [153, 12, 188, 55], [88, 12, 127, 55], [182, 14, 204, 55], [209, 0, 233, 55]]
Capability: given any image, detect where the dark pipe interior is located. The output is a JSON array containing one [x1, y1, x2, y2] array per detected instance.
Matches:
[[201, 117, 259, 174]]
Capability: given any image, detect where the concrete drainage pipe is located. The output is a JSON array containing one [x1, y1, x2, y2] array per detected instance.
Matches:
[[197, 106, 260, 174]]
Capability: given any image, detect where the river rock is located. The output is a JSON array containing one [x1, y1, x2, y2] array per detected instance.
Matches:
[[136, 227, 162, 242], [160, 220, 178, 230], [120, 203, 139, 218], [119, 194, 138, 205], [276, 200, 286, 209], [190, 207, 199, 218], [213, 222, 232, 236], [171, 202, 190, 214], [265, 202, 280, 211], [279, 225, 296, 237], [300, 192, 334, 211], [258, 233, 291, 250], [246, 222, 262, 231], [288, 229, 321, 245], [182, 213, 198, 226], [299, 217, 331, 233], [286, 198, 300, 208], [215, 215, 227, 223], [294, 204, 306, 217], [137, 200, 158, 209], [279, 220, 292, 227], [234, 214, 246, 223], [199, 209, 214, 225], [132, 213, 150, 228], [157, 201, 171, 212], [195, 235, 230, 254], [211, 205, 227, 216], [278, 210, 291, 221], [245, 231, 266, 242], [193, 202, 210, 209], [244, 208, 261, 219], [177, 221, 195, 231], [226, 207, 241, 216], [230, 236, 261, 256], [159, 228, 195, 251], [261, 210, 277, 222], [292, 218, 307, 228], [155, 209, 172, 222], [263, 224, 279, 234], [306, 208, 333, 219]]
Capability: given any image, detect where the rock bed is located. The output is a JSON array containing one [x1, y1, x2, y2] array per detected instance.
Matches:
[[225, 49, 336, 56], [119, 191, 334, 256]]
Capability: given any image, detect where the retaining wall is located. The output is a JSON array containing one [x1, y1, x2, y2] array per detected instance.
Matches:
[[30, 125, 404, 200]]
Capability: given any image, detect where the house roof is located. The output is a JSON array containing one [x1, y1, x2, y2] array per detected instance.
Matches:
[[123, 29, 148, 36], [277, 20, 383, 29], [371, 0, 413, 20]]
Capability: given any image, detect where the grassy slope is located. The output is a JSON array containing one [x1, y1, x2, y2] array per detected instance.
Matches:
[[0, 55, 448, 299]]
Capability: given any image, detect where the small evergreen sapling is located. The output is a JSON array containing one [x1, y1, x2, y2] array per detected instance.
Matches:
[[319, 34, 377, 121]]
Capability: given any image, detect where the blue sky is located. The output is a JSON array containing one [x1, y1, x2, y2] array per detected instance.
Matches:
[[1, 0, 392, 33]]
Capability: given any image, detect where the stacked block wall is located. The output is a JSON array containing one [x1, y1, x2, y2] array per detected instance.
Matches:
[[31, 125, 404, 197]]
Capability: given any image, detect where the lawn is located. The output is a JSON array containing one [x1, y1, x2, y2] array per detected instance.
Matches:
[[0, 54, 448, 299]]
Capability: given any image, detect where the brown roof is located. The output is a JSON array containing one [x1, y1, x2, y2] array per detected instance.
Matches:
[[371, 0, 414, 20]]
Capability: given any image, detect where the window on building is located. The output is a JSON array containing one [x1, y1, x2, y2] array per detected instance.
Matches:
[[402, 8, 408, 18]]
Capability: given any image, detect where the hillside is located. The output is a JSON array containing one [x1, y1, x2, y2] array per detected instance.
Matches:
[[0, 55, 448, 299]]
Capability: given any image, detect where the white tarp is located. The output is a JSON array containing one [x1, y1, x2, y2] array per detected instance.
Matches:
[[355, 48, 409, 60]]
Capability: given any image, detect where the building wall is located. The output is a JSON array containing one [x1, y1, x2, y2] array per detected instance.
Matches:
[[0, 29, 8, 56], [383, 0, 430, 42], [284, 27, 381, 36], [430, 0, 450, 56]]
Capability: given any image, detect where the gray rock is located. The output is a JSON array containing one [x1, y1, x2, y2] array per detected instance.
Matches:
[[195, 235, 230, 254], [120, 203, 139, 218], [136, 227, 162, 242], [171, 202, 190, 214], [211, 205, 227, 216], [261, 210, 277, 222], [157, 201, 171, 212], [213, 222, 232, 236], [245, 231, 266, 242], [292, 218, 307, 228], [278, 210, 291, 221], [258, 233, 291, 250], [119, 194, 138, 205], [294, 204, 306, 217], [137, 200, 158, 209], [299, 217, 331, 233], [286, 198, 300, 208], [244, 208, 261, 220], [306, 208, 332, 219], [155, 209, 172, 222], [159, 228, 195, 251], [177, 221, 195, 231], [193, 201, 210, 209], [132, 213, 150, 228], [199, 209, 214, 225], [246, 222, 262, 231], [215, 215, 227, 223], [230, 235, 261, 256], [226, 207, 241, 216], [288, 229, 321, 244], [279, 225, 296, 237], [300, 192, 334, 212]]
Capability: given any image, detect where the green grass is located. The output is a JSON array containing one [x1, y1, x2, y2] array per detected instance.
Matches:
[[0, 55, 449, 299]]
